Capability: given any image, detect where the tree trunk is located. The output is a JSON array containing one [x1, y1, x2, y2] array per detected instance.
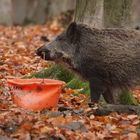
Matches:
[[75, 0, 104, 28], [0, 0, 12, 25], [131, 0, 140, 28], [48, 0, 76, 17], [104, 0, 132, 28], [75, 0, 140, 28], [0, 0, 76, 25]]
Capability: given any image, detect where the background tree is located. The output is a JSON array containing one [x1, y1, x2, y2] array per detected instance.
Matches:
[[0, 0, 76, 25], [75, 0, 104, 28], [75, 0, 140, 28]]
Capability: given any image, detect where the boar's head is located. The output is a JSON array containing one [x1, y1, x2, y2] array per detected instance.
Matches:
[[36, 22, 80, 64]]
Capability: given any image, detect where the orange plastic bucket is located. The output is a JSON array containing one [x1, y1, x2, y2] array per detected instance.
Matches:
[[7, 79, 65, 111]]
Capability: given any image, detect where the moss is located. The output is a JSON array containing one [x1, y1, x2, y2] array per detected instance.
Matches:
[[25, 64, 75, 83], [119, 90, 138, 105], [65, 78, 90, 95], [25, 64, 90, 95]]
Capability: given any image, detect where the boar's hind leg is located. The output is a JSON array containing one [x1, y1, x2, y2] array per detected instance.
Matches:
[[89, 80, 103, 103], [102, 88, 114, 104]]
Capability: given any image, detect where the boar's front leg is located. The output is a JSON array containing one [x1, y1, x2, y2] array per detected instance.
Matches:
[[89, 80, 103, 103]]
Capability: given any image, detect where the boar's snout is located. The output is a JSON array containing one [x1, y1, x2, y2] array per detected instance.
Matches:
[[36, 46, 45, 56], [36, 46, 51, 60], [36, 46, 63, 60]]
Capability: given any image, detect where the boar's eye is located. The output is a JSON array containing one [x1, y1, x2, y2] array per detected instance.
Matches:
[[56, 33, 67, 41], [56, 36, 64, 41]]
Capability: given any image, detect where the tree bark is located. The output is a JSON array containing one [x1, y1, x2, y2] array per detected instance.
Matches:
[[104, 0, 132, 28], [75, 0, 104, 28], [131, 0, 140, 28], [75, 0, 140, 28], [0, 0, 12, 25]]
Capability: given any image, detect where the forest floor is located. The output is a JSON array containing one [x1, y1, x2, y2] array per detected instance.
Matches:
[[0, 21, 140, 140]]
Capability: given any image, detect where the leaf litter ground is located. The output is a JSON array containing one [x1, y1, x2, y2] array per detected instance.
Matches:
[[0, 22, 140, 140]]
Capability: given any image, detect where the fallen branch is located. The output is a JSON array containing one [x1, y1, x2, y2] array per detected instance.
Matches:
[[87, 104, 140, 116]]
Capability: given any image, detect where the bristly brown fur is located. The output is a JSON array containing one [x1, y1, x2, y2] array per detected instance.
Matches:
[[37, 22, 140, 103]]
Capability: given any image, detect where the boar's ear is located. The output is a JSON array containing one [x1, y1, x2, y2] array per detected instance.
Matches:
[[66, 22, 80, 43]]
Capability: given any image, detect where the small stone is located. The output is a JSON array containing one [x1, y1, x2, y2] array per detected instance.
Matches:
[[90, 115, 95, 119], [48, 111, 62, 118]]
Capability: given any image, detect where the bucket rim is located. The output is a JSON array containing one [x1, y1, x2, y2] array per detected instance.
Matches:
[[7, 78, 65, 86]]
